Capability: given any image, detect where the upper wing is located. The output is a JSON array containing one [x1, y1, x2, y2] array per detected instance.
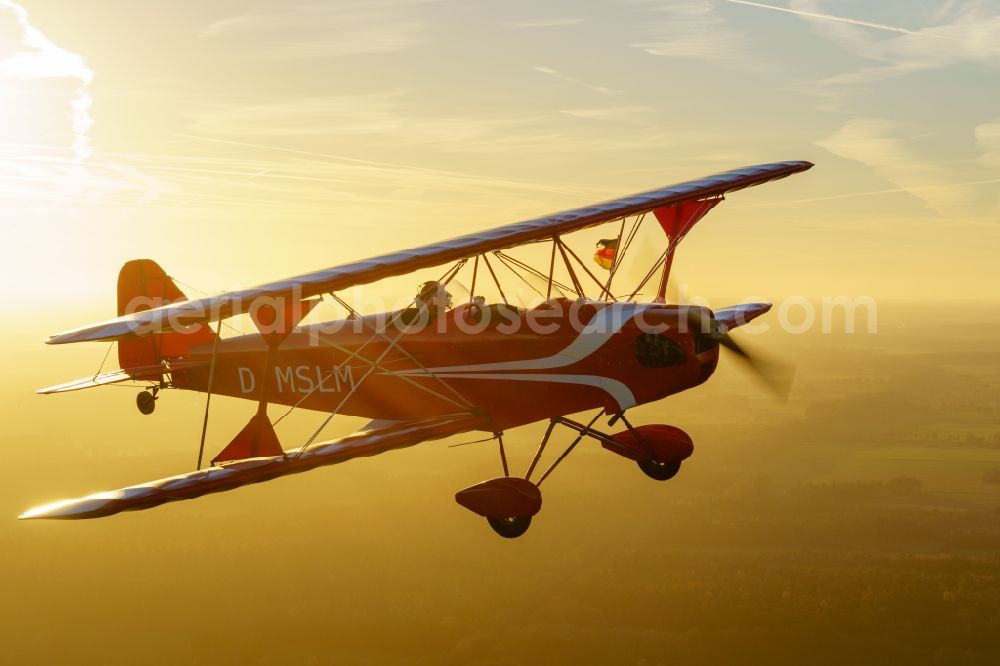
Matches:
[[19, 412, 486, 520], [48, 161, 812, 345]]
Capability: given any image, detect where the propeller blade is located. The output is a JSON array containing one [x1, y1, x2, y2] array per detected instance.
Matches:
[[718, 333, 748, 358], [682, 305, 795, 401], [718, 333, 796, 402], [683, 305, 714, 335]]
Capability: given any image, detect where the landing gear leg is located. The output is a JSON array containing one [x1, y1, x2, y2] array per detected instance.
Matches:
[[614, 411, 686, 481], [455, 431, 545, 539], [457, 411, 607, 539], [136, 388, 158, 415]]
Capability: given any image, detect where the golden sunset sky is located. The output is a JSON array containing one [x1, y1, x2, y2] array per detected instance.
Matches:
[[4, 4, 1000, 665], [2, 0, 998, 326]]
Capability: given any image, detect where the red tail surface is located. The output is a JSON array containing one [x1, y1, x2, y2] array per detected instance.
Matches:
[[116, 260, 216, 376]]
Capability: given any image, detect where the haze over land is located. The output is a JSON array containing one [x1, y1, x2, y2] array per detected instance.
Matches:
[[4, 304, 1000, 664], [2, 0, 999, 664]]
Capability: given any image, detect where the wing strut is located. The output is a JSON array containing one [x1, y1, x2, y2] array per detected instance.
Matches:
[[196, 318, 223, 470], [45, 161, 813, 346], [652, 197, 723, 302], [326, 292, 474, 412], [602, 213, 645, 300], [210, 298, 320, 465], [556, 240, 614, 299], [535, 410, 604, 486], [291, 311, 427, 459], [555, 239, 585, 297], [283, 285, 479, 462], [480, 254, 509, 305]]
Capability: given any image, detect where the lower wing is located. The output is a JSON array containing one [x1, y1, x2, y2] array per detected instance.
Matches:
[[20, 412, 486, 520]]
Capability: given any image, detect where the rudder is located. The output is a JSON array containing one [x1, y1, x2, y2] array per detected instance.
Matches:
[[117, 259, 216, 375]]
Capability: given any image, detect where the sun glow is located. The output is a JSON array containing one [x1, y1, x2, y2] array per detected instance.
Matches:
[[0, 0, 93, 158]]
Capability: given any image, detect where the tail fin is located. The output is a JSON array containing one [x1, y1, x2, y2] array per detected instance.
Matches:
[[117, 260, 217, 376]]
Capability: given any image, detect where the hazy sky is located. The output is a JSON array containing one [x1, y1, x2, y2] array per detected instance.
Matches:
[[3, 8, 999, 663], [1, 0, 998, 320]]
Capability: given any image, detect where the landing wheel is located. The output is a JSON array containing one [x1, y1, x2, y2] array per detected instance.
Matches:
[[638, 458, 681, 481], [136, 390, 157, 415], [487, 515, 532, 539]]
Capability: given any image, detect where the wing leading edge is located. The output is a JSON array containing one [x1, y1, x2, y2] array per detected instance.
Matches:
[[47, 160, 812, 345], [19, 412, 487, 520]]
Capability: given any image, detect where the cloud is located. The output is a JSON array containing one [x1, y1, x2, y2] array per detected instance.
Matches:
[[0, 2, 171, 207], [179, 89, 725, 190], [505, 18, 582, 29], [557, 106, 653, 125], [201, 1, 438, 59], [184, 91, 690, 156], [730, 177, 1000, 210], [815, 118, 989, 216], [630, 0, 758, 69], [976, 121, 1000, 169], [156, 133, 608, 206], [0, 0, 93, 158], [532, 65, 619, 95], [184, 91, 544, 147], [790, 0, 1000, 86]]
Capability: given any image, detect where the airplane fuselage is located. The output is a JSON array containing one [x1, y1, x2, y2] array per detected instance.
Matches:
[[171, 300, 720, 431]]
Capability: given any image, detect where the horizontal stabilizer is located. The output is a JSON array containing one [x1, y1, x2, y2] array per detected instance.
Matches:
[[37, 360, 205, 395], [19, 412, 486, 520], [37, 369, 136, 395]]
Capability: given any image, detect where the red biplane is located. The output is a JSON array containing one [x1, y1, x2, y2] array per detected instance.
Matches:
[[24, 161, 812, 537]]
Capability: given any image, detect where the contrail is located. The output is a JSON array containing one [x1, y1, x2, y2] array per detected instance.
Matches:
[[167, 132, 598, 196], [719, 0, 922, 36]]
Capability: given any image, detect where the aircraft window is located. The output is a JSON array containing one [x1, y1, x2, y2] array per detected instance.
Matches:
[[634, 333, 686, 367]]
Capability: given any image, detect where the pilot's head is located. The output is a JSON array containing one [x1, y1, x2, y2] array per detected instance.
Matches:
[[416, 281, 452, 310]]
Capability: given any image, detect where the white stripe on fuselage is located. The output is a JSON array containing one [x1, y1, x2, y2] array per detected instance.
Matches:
[[395, 302, 656, 375], [419, 372, 636, 410], [385, 302, 656, 410]]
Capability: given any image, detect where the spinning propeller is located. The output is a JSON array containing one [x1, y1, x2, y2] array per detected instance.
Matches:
[[684, 306, 796, 401]]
